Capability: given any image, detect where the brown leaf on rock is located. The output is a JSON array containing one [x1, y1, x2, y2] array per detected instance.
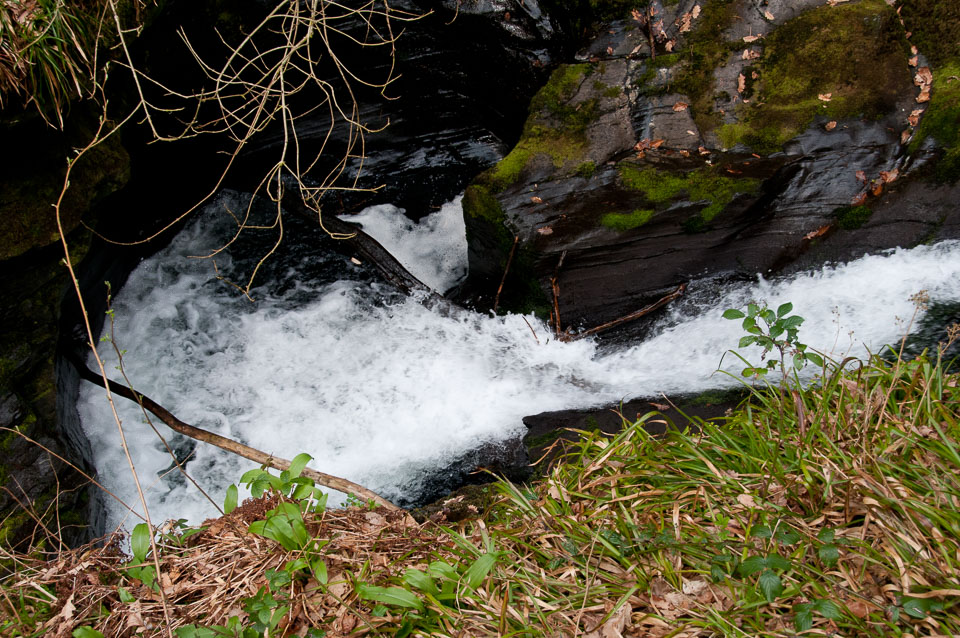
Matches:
[[631, 8, 643, 22], [763, 10, 775, 20], [825, 121, 837, 131], [651, 138, 665, 148], [742, 49, 761, 60], [915, 66, 933, 87], [818, 93, 832, 101], [737, 73, 746, 94], [665, 39, 675, 52], [908, 108, 923, 126], [855, 170, 868, 183], [530, 196, 544, 204], [852, 191, 869, 206], [742, 34, 761, 43], [917, 85, 931, 103], [871, 181, 883, 197], [901, 129, 912, 144], [537, 226, 554, 236], [909, 56, 919, 67], [672, 101, 688, 112], [880, 169, 899, 183], [606, 46, 614, 55]]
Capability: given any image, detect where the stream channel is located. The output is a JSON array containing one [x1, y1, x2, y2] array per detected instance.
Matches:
[[77, 190, 960, 534]]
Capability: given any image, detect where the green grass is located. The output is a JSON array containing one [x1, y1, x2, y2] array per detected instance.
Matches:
[[601, 208, 655, 231], [4, 320, 960, 636]]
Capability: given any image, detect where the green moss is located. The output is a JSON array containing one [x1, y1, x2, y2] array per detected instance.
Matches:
[[575, 161, 597, 178], [834, 205, 874, 230], [671, 0, 741, 133], [896, 0, 960, 69], [529, 64, 591, 127], [618, 164, 760, 223], [724, 0, 912, 152], [602, 209, 656, 231], [462, 185, 506, 224], [911, 62, 960, 183]]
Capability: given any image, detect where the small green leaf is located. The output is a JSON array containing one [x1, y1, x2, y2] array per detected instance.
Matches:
[[794, 353, 805, 370], [288, 453, 312, 479], [463, 552, 499, 590], [806, 352, 824, 367], [742, 317, 757, 331], [764, 554, 792, 571], [710, 564, 726, 582], [131, 523, 151, 563], [776, 302, 793, 317], [818, 544, 839, 567], [311, 558, 328, 585], [793, 604, 814, 631], [758, 569, 783, 602], [356, 584, 424, 611], [750, 525, 772, 539], [738, 556, 766, 577], [224, 484, 238, 515], [73, 628, 106, 638], [118, 586, 135, 603], [403, 568, 441, 597], [817, 528, 835, 543], [428, 561, 458, 581], [738, 335, 757, 348], [813, 599, 841, 619], [723, 309, 745, 320]]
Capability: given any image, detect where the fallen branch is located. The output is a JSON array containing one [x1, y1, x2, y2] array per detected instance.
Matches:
[[561, 283, 687, 342], [493, 235, 519, 313], [551, 250, 567, 339], [67, 352, 400, 511]]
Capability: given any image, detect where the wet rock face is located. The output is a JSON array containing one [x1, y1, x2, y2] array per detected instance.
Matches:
[[458, 0, 960, 333]]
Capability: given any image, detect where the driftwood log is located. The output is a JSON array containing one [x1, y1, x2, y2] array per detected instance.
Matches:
[[68, 351, 399, 511]]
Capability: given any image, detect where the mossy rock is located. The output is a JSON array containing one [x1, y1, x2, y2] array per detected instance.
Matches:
[[910, 62, 960, 183], [617, 162, 760, 225], [718, 0, 913, 152], [834, 204, 873, 229], [896, 0, 960, 69]]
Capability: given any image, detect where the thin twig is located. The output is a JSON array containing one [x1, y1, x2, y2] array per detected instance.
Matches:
[[493, 235, 519, 313], [563, 283, 686, 342]]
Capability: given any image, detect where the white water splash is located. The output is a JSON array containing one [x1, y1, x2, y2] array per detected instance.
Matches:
[[78, 192, 960, 533]]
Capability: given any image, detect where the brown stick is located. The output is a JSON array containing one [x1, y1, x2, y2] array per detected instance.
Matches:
[[551, 251, 567, 338], [493, 235, 519, 313], [68, 353, 400, 511], [562, 283, 686, 342]]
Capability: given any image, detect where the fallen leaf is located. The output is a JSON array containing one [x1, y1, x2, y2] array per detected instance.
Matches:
[[854, 170, 868, 183], [530, 196, 544, 204], [672, 101, 688, 112], [851, 191, 869, 206], [651, 138, 665, 148], [737, 73, 746, 93], [726, 168, 743, 175], [504, 11, 511, 20], [665, 39, 675, 52], [742, 34, 761, 43], [350, 257, 362, 265], [699, 146, 710, 155], [911, 45, 918, 56], [917, 85, 931, 103], [692, 5, 701, 18], [631, 8, 643, 22], [908, 108, 923, 126], [686, 130, 697, 136], [880, 168, 899, 183], [536, 226, 554, 235], [742, 49, 761, 60], [901, 129, 911, 144], [871, 182, 883, 196], [763, 10, 775, 20], [606, 46, 614, 55], [818, 93, 832, 101], [804, 224, 832, 240], [678, 149, 690, 157], [825, 120, 837, 131], [909, 55, 918, 67], [736, 493, 757, 508], [751, 70, 759, 80], [649, 402, 670, 410], [915, 66, 933, 86]]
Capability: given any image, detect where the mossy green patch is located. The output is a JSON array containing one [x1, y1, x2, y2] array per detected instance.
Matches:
[[670, 0, 741, 133], [575, 161, 597, 178], [834, 204, 874, 229], [481, 64, 600, 191], [896, 0, 960, 69], [910, 63, 960, 183], [722, 0, 912, 152], [602, 209, 656, 231], [618, 163, 760, 222], [462, 185, 506, 225]]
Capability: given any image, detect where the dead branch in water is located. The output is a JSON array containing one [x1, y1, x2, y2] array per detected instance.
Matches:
[[562, 283, 687, 342], [67, 352, 400, 511]]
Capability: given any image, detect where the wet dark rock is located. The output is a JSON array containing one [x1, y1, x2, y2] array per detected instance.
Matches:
[[457, 0, 960, 337]]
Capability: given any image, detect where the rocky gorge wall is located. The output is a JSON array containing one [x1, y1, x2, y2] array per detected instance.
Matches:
[[456, 0, 960, 338]]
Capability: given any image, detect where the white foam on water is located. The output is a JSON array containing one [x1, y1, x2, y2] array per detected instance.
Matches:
[[339, 197, 467, 293], [78, 192, 960, 533]]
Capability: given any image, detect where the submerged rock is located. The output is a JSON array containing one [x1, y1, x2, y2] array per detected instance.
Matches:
[[457, 0, 960, 336]]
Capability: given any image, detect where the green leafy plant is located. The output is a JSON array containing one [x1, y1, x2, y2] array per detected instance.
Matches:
[[722, 302, 824, 382]]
